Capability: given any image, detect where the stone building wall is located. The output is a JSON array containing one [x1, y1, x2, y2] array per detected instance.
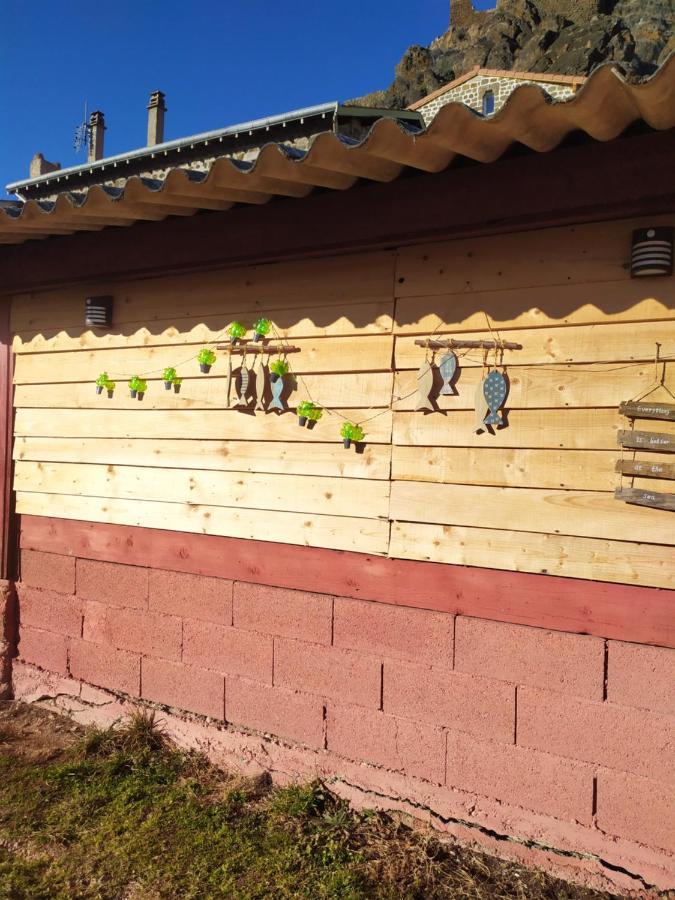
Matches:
[[417, 73, 578, 124]]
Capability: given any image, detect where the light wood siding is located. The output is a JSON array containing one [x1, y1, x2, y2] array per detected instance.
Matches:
[[11, 215, 675, 587]]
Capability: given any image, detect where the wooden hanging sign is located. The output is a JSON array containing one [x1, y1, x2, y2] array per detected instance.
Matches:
[[615, 459, 675, 480], [615, 488, 675, 511], [617, 430, 675, 452], [619, 400, 675, 421]]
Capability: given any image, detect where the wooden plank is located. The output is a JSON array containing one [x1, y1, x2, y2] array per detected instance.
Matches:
[[393, 447, 620, 491], [389, 521, 675, 591], [618, 430, 675, 452], [615, 488, 675, 511], [389, 480, 675, 545], [12, 437, 392, 480], [15, 493, 390, 556], [14, 461, 390, 520], [392, 408, 640, 450], [18, 515, 675, 648], [14, 408, 393, 443], [394, 214, 675, 298], [615, 458, 675, 481], [619, 400, 675, 421], [13, 334, 394, 383], [14, 372, 394, 411], [394, 364, 672, 411], [12, 300, 394, 353], [393, 280, 675, 335], [10, 250, 396, 334], [394, 321, 675, 370]]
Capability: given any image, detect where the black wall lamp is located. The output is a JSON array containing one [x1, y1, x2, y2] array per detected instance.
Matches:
[[85, 295, 113, 328], [631, 227, 673, 278]]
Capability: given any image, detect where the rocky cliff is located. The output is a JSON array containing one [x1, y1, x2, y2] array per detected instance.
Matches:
[[356, 0, 674, 108]]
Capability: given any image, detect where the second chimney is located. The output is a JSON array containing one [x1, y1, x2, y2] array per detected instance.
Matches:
[[147, 90, 167, 145], [88, 111, 106, 162]]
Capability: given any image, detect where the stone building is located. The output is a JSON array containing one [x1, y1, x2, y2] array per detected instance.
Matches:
[[409, 66, 585, 123]]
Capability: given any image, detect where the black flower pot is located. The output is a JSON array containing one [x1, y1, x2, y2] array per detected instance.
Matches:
[[254, 332, 264, 342], [107, 389, 114, 399], [96, 385, 103, 395], [137, 391, 145, 401], [200, 363, 211, 374], [298, 416, 307, 427], [130, 389, 137, 399], [307, 419, 317, 430], [164, 381, 172, 390], [270, 373, 280, 383], [229, 336, 238, 345], [343, 438, 351, 449], [173, 383, 181, 394]]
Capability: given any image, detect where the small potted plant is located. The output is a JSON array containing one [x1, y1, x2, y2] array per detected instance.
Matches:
[[296, 400, 315, 427], [306, 404, 323, 430], [105, 380, 116, 399], [129, 375, 148, 400], [162, 367, 177, 390], [228, 321, 247, 345], [95, 372, 110, 395], [172, 376, 182, 394], [269, 359, 289, 383], [252, 317, 271, 342], [340, 422, 364, 449], [197, 348, 216, 373]]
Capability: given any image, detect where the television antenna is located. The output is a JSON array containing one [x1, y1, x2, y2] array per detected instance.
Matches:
[[73, 101, 90, 155]]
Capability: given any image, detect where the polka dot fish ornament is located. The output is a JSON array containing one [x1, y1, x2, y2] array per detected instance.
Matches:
[[482, 369, 508, 427]]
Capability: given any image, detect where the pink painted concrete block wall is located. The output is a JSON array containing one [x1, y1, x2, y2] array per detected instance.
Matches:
[[10, 549, 675, 894]]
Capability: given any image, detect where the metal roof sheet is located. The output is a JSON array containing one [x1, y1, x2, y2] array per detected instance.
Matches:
[[1, 58, 673, 245]]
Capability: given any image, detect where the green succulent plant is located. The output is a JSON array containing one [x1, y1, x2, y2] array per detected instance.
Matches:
[[197, 348, 217, 367], [307, 405, 323, 422], [270, 359, 289, 377], [162, 367, 177, 383], [252, 317, 271, 338], [172, 377, 182, 387], [297, 401, 315, 419], [129, 375, 148, 394], [340, 422, 364, 443], [105, 381, 116, 393], [228, 321, 247, 341], [96, 372, 111, 388]]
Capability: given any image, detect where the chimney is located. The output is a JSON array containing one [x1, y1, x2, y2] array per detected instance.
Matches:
[[147, 90, 167, 145], [29, 153, 61, 178], [88, 110, 106, 162]]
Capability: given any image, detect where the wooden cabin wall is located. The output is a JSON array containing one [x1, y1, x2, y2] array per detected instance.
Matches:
[[10, 213, 675, 590]]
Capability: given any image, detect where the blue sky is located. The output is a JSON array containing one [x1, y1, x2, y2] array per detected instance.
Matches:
[[0, 1, 495, 194]]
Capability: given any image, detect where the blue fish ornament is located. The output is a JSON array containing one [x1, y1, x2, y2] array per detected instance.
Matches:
[[268, 374, 285, 411], [482, 370, 507, 426], [438, 351, 458, 396]]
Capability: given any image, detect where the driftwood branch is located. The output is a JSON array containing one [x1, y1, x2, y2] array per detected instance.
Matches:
[[414, 339, 523, 351], [216, 343, 301, 354]]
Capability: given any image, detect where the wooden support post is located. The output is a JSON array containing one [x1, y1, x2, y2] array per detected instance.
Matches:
[[0, 298, 15, 581]]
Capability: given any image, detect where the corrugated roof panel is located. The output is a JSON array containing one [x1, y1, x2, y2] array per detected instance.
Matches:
[[1, 58, 673, 245]]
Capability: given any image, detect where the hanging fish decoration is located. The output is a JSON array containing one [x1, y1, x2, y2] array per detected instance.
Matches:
[[483, 369, 508, 426], [474, 377, 489, 433], [438, 351, 458, 396], [225, 353, 233, 407], [414, 360, 435, 411], [268, 373, 286, 411], [255, 358, 268, 411], [237, 363, 251, 406]]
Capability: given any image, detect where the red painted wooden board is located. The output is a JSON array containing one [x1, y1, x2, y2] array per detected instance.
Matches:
[[19, 515, 675, 649]]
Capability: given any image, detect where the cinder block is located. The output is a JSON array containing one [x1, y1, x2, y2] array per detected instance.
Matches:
[[517, 687, 675, 784], [333, 598, 453, 667], [142, 656, 224, 720], [183, 620, 272, 683], [69, 638, 140, 696], [18, 625, 68, 675], [21, 549, 75, 595], [327, 704, 446, 784], [149, 569, 232, 625], [233, 583, 332, 645], [17, 584, 83, 638], [454, 617, 604, 700], [82, 602, 182, 661], [274, 637, 381, 709], [607, 641, 675, 716], [226, 677, 324, 747], [77, 559, 148, 609], [383, 659, 515, 743], [596, 769, 675, 852], [446, 730, 594, 824]]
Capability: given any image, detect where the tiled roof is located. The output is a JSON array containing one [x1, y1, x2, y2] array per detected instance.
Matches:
[[407, 66, 587, 110], [1, 58, 673, 246]]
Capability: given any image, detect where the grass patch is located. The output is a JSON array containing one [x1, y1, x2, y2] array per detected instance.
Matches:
[[0, 702, 618, 899]]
